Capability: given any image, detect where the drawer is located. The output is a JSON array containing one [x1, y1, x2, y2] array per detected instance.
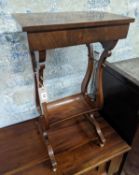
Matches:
[[28, 24, 129, 51]]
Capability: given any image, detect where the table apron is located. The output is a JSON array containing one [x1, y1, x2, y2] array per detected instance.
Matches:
[[28, 24, 129, 51]]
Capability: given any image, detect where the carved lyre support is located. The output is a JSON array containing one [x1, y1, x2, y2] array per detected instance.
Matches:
[[96, 40, 118, 109], [81, 44, 94, 95], [82, 43, 105, 146], [83, 41, 118, 147], [37, 50, 49, 129], [30, 50, 57, 172], [82, 41, 118, 108], [30, 51, 41, 113]]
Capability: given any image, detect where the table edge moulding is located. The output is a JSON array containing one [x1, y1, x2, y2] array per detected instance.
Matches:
[[12, 11, 134, 173]]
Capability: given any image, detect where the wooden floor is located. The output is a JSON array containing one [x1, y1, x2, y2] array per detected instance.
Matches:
[[0, 114, 130, 175]]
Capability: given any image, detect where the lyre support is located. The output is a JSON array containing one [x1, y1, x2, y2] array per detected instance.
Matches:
[[38, 51, 46, 87], [82, 41, 118, 147], [30, 50, 57, 171], [30, 51, 41, 113], [83, 41, 118, 109], [31, 50, 49, 128], [95, 40, 118, 109], [81, 44, 94, 96]]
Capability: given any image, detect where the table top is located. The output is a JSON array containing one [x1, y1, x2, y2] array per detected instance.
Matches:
[[13, 11, 134, 32]]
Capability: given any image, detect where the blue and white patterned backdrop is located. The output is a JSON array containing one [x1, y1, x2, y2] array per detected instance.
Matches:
[[0, 0, 138, 127]]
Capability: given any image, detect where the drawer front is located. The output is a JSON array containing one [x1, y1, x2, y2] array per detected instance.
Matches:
[[28, 24, 129, 51]]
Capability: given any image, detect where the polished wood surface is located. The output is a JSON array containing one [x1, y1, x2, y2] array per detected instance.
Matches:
[[28, 25, 128, 50], [0, 115, 130, 175], [47, 93, 97, 126], [12, 12, 134, 173], [13, 11, 134, 32]]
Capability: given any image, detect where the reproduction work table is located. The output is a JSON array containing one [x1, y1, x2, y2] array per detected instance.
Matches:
[[1, 11, 134, 174]]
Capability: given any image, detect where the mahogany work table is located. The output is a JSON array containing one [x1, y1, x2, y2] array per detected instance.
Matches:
[[12, 11, 134, 174]]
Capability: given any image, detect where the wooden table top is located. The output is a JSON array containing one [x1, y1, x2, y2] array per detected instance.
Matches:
[[13, 11, 134, 32]]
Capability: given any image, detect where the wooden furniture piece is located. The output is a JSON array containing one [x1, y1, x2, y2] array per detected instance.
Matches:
[[12, 11, 134, 173], [101, 58, 139, 174], [0, 114, 130, 175], [102, 59, 139, 145]]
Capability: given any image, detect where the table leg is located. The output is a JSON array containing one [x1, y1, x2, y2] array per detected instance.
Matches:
[[30, 50, 57, 171]]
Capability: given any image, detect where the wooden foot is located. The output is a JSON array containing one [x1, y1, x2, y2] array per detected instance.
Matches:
[[43, 132, 57, 172], [85, 113, 106, 147], [36, 121, 57, 172]]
